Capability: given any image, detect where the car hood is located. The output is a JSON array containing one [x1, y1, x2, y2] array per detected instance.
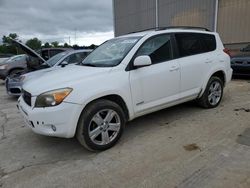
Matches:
[[23, 65, 112, 95], [10, 39, 45, 63], [0, 58, 9, 64], [23, 66, 60, 83]]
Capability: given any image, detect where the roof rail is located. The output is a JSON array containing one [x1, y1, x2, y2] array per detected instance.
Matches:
[[156, 26, 211, 32], [128, 26, 210, 34]]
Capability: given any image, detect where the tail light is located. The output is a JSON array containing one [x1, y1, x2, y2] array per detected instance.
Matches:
[[223, 48, 232, 57]]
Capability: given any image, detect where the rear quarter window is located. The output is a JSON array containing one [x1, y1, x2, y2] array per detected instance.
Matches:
[[175, 33, 216, 58]]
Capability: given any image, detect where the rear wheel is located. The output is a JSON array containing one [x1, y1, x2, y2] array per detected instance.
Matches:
[[76, 99, 125, 151], [197, 76, 224, 108]]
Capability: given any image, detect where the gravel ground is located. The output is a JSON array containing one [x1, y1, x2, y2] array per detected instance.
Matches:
[[0, 79, 250, 188]]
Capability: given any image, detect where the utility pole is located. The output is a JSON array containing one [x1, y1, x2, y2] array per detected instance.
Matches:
[[214, 0, 219, 32], [74, 29, 77, 45], [156, 0, 159, 28]]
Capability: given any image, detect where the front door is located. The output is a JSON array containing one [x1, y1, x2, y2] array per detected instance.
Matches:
[[129, 34, 180, 115]]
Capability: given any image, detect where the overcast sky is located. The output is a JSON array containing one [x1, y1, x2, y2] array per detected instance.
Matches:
[[0, 0, 114, 45]]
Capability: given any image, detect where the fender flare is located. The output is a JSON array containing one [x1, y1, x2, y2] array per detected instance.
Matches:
[[198, 68, 226, 98]]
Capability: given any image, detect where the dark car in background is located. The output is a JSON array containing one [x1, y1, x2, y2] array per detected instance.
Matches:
[[38, 48, 72, 60], [231, 44, 250, 76], [0, 54, 28, 79]]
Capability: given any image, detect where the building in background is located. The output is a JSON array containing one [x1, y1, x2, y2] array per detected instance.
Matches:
[[113, 0, 250, 49]]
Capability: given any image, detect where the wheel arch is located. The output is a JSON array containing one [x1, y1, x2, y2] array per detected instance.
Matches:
[[73, 93, 131, 136], [8, 67, 25, 75], [199, 69, 226, 98]]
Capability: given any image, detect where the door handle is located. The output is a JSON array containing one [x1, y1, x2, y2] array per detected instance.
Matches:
[[169, 66, 179, 72]]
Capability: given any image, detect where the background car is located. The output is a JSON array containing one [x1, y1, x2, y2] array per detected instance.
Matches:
[[0, 53, 14, 63], [231, 43, 250, 76], [38, 48, 72, 60], [6, 49, 92, 96], [0, 54, 28, 80]]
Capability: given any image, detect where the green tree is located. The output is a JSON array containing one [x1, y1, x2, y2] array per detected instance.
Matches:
[[63, 43, 69, 48], [51, 41, 59, 47], [1, 33, 19, 54], [25, 38, 42, 50], [2, 33, 18, 44], [89, 44, 98, 49], [43, 42, 51, 48]]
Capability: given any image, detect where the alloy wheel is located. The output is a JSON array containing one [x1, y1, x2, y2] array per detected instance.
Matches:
[[88, 109, 121, 146], [208, 81, 222, 106]]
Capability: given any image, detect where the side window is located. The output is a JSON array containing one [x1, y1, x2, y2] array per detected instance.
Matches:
[[175, 33, 216, 57], [136, 34, 172, 64], [200, 34, 216, 52], [42, 50, 49, 60], [50, 50, 64, 58], [63, 53, 83, 64], [78, 52, 90, 60]]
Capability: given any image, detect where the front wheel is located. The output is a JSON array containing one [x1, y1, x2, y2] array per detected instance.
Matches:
[[9, 69, 24, 77], [76, 99, 125, 151], [197, 76, 224, 108]]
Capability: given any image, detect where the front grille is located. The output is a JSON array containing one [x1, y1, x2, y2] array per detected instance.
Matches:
[[22, 90, 32, 106], [10, 88, 21, 94]]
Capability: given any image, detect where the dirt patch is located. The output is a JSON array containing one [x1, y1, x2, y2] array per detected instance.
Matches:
[[237, 128, 250, 146], [183, 144, 201, 151], [0, 168, 6, 178], [234, 108, 250, 112]]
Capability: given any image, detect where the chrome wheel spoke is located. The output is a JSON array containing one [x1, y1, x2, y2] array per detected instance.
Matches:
[[214, 91, 221, 97], [92, 113, 104, 126], [104, 110, 115, 123], [211, 95, 217, 104], [108, 123, 120, 132], [102, 131, 110, 144], [213, 82, 220, 91], [89, 127, 102, 140]]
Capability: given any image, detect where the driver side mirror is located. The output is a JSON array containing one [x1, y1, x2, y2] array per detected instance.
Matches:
[[60, 61, 68, 67], [133, 55, 152, 67]]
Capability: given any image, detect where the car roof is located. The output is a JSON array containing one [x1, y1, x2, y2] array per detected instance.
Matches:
[[65, 49, 93, 55], [117, 27, 215, 39]]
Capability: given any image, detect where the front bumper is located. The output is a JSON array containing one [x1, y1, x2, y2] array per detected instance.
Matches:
[[5, 77, 22, 96], [17, 96, 83, 138]]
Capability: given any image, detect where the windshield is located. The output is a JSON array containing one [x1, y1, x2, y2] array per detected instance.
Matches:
[[45, 52, 68, 67], [81, 37, 141, 67]]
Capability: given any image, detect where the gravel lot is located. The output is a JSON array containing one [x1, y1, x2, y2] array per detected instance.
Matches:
[[0, 79, 250, 188]]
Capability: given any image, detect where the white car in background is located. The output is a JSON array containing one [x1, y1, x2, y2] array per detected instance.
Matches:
[[6, 48, 92, 96], [17, 27, 232, 151]]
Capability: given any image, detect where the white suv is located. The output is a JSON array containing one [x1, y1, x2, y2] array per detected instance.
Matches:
[[18, 27, 232, 151]]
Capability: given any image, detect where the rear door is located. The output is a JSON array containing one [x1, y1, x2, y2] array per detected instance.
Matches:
[[175, 33, 217, 98]]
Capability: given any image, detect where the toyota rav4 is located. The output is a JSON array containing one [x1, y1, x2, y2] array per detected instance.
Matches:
[[17, 27, 232, 151]]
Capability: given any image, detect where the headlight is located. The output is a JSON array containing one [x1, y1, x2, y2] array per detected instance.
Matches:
[[35, 88, 73, 108], [0, 65, 8, 70]]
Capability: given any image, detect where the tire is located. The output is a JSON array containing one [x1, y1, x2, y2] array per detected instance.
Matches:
[[76, 99, 126, 151], [197, 76, 224, 108]]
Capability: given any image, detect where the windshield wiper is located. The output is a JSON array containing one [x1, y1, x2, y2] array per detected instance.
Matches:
[[81, 63, 97, 67]]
